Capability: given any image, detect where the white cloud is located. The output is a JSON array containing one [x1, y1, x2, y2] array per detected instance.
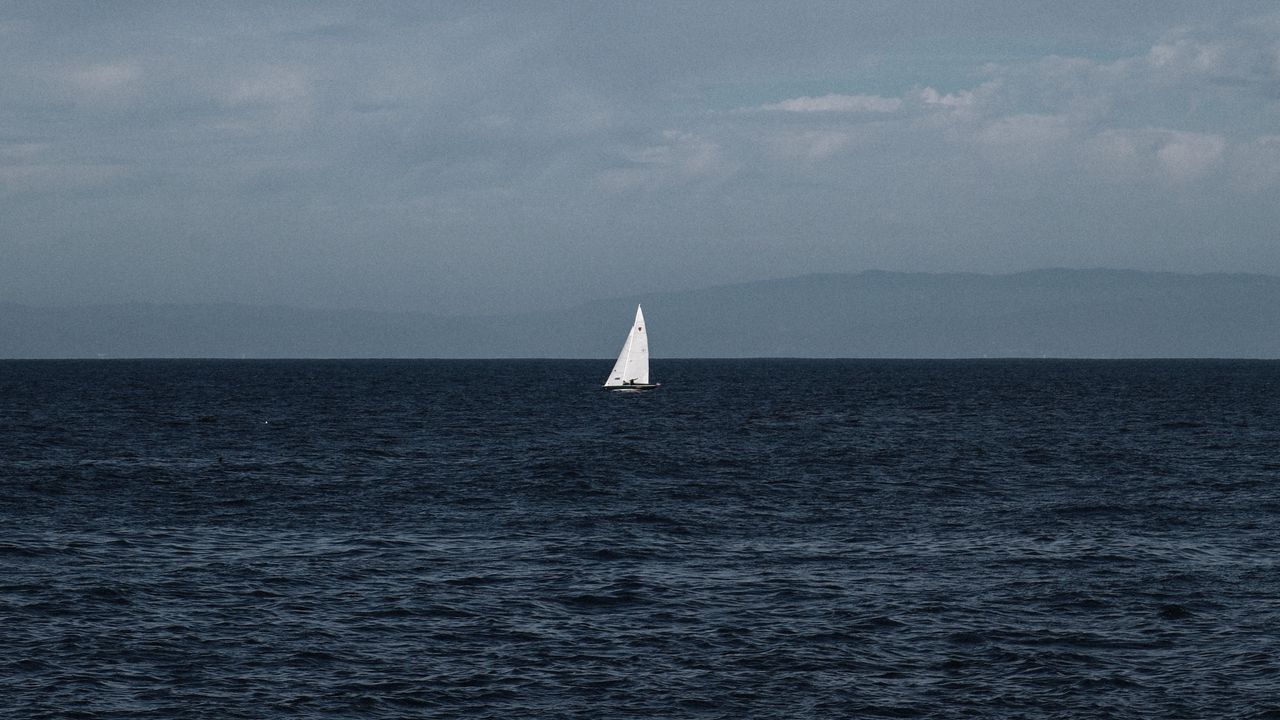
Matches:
[[1232, 135, 1280, 190], [595, 130, 727, 192], [977, 113, 1073, 160], [1080, 128, 1226, 183], [918, 86, 976, 109], [767, 130, 855, 162], [753, 93, 901, 113], [912, 83, 998, 123], [1147, 37, 1223, 73], [1156, 131, 1225, 181], [3, 4, 1279, 312], [1080, 130, 1146, 180]]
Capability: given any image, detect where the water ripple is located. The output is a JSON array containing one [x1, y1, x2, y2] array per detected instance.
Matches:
[[3, 359, 1280, 717]]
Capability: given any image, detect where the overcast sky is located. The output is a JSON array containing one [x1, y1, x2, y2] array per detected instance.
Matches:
[[2, 2, 1278, 314]]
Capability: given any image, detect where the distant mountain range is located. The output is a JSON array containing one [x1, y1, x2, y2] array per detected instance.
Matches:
[[4, 269, 1280, 358]]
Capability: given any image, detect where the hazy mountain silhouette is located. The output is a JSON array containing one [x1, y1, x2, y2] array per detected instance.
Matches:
[[4, 269, 1280, 358]]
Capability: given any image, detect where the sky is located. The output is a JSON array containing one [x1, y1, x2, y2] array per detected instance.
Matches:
[[2, 2, 1279, 315]]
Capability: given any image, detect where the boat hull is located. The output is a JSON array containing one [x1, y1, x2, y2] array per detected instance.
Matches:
[[603, 383, 659, 391]]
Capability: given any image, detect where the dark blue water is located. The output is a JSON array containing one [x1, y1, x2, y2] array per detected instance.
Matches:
[[3, 359, 1280, 718]]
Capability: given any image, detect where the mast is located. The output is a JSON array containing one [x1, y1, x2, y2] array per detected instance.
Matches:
[[604, 304, 650, 387]]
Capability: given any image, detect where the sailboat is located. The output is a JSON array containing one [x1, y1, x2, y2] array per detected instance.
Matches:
[[603, 305, 659, 391]]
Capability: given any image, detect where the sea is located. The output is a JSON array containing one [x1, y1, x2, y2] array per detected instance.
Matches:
[[2, 359, 1279, 719]]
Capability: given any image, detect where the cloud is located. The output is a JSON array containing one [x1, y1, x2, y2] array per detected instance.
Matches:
[[767, 130, 856, 162], [1147, 36, 1226, 74], [1155, 131, 1225, 181], [917, 86, 982, 110], [976, 113, 1074, 163], [1, 4, 1279, 313], [910, 84, 999, 125], [752, 93, 901, 113], [1077, 128, 1227, 184], [595, 130, 728, 193], [1231, 135, 1280, 190]]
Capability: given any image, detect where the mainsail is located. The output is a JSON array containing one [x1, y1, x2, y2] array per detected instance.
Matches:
[[604, 305, 653, 389]]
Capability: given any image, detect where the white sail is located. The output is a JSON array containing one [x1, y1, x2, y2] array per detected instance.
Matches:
[[604, 305, 651, 388]]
